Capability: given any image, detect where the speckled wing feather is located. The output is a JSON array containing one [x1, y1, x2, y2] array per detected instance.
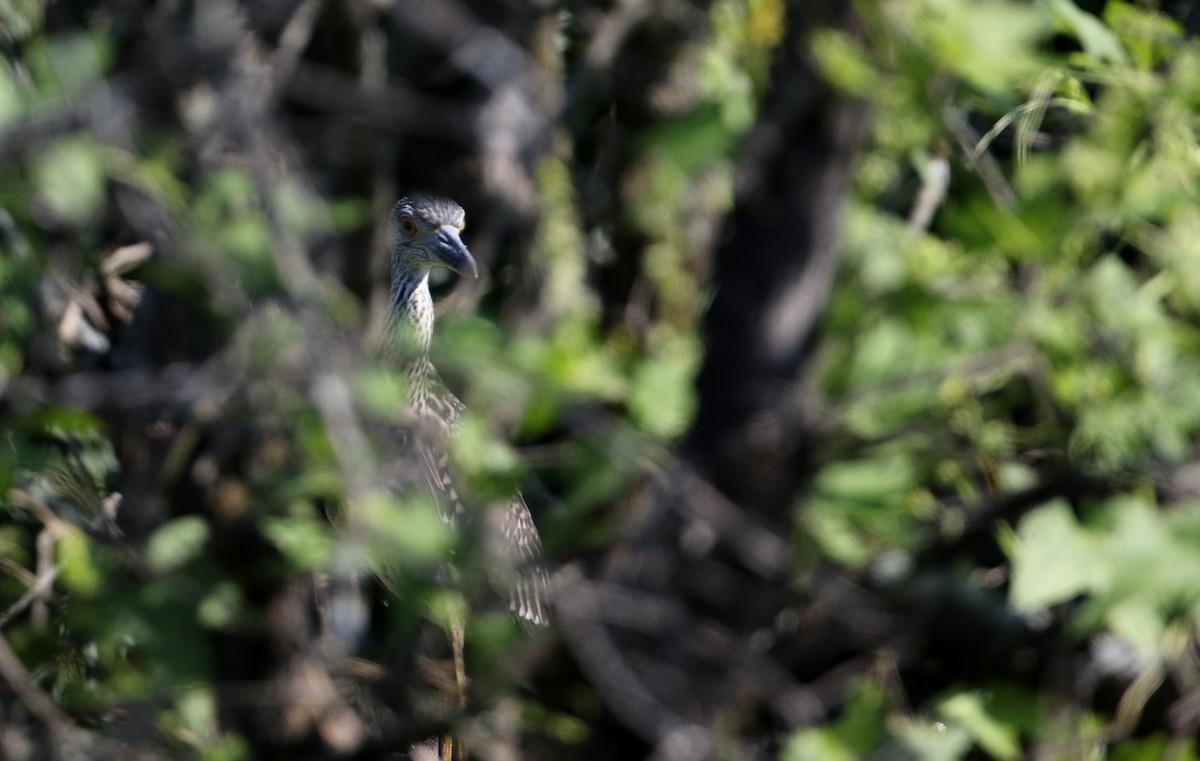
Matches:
[[414, 373, 551, 627], [412, 378, 468, 524], [497, 492, 551, 628]]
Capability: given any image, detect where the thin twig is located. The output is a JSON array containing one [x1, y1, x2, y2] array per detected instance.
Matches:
[[943, 106, 1018, 211], [0, 557, 37, 587], [907, 150, 950, 232], [0, 566, 59, 630], [34, 527, 55, 628], [0, 630, 84, 745], [271, 0, 324, 84]]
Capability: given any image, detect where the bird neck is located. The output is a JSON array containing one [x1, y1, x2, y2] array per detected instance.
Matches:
[[385, 265, 435, 358]]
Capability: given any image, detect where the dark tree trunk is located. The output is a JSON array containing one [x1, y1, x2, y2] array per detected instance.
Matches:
[[568, 4, 870, 759]]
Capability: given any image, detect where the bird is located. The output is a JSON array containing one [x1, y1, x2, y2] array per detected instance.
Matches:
[[381, 191, 550, 658], [382, 192, 550, 760]]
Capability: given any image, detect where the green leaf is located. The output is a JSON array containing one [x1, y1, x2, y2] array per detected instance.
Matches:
[[145, 516, 211, 572], [1108, 735, 1190, 761], [638, 102, 740, 172], [197, 582, 243, 630], [176, 685, 218, 742], [261, 508, 335, 570], [938, 691, 1022, 761], [923, 2, 1049, 95], [57, 525, 100, 595], [199, 735, 249, 761], [1104, 2, 1182, 71], [30, 32, 111, 96], [1106, 598, 1164, 658], [896, 720, 974, 761], [1008, 499, 1106, 612], [1043, 0, 1129, 65], [352, 367, 409, 424], [811, 30, 877, 96], [359, 491, 453, 569], [816, 454, 916, 505], [329, 198, 370, 231], [782, 680, 888, 760], [628, 350, 697, 438], [781, 731, 857, 761], [32, 136, 107, 227]]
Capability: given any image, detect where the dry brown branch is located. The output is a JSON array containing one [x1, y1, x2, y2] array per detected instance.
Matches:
[[0, 567, 58, 630], [0, 631, 86, 749]]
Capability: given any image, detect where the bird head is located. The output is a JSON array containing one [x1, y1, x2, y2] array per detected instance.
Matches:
[[390, 193, 478, 279]]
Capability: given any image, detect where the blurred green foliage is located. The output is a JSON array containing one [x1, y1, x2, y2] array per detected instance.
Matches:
[[2, 0, 1200, 758], [797, 0, 1200, 757]]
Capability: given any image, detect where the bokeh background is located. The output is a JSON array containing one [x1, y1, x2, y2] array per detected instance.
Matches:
[[3, 0, 1200, 759]]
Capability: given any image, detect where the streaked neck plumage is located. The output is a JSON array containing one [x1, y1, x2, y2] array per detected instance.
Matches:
[[385, 263, 435, 358], [386, 258, 465, 449]]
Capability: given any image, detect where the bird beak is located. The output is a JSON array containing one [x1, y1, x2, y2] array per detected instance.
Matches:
[[430, 225, 478, 279]]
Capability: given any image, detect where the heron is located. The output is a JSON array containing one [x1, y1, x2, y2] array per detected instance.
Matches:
[[382, 192, 550, 757]]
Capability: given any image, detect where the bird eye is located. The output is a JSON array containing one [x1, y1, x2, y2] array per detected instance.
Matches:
[[398, 216, 418, 236]]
